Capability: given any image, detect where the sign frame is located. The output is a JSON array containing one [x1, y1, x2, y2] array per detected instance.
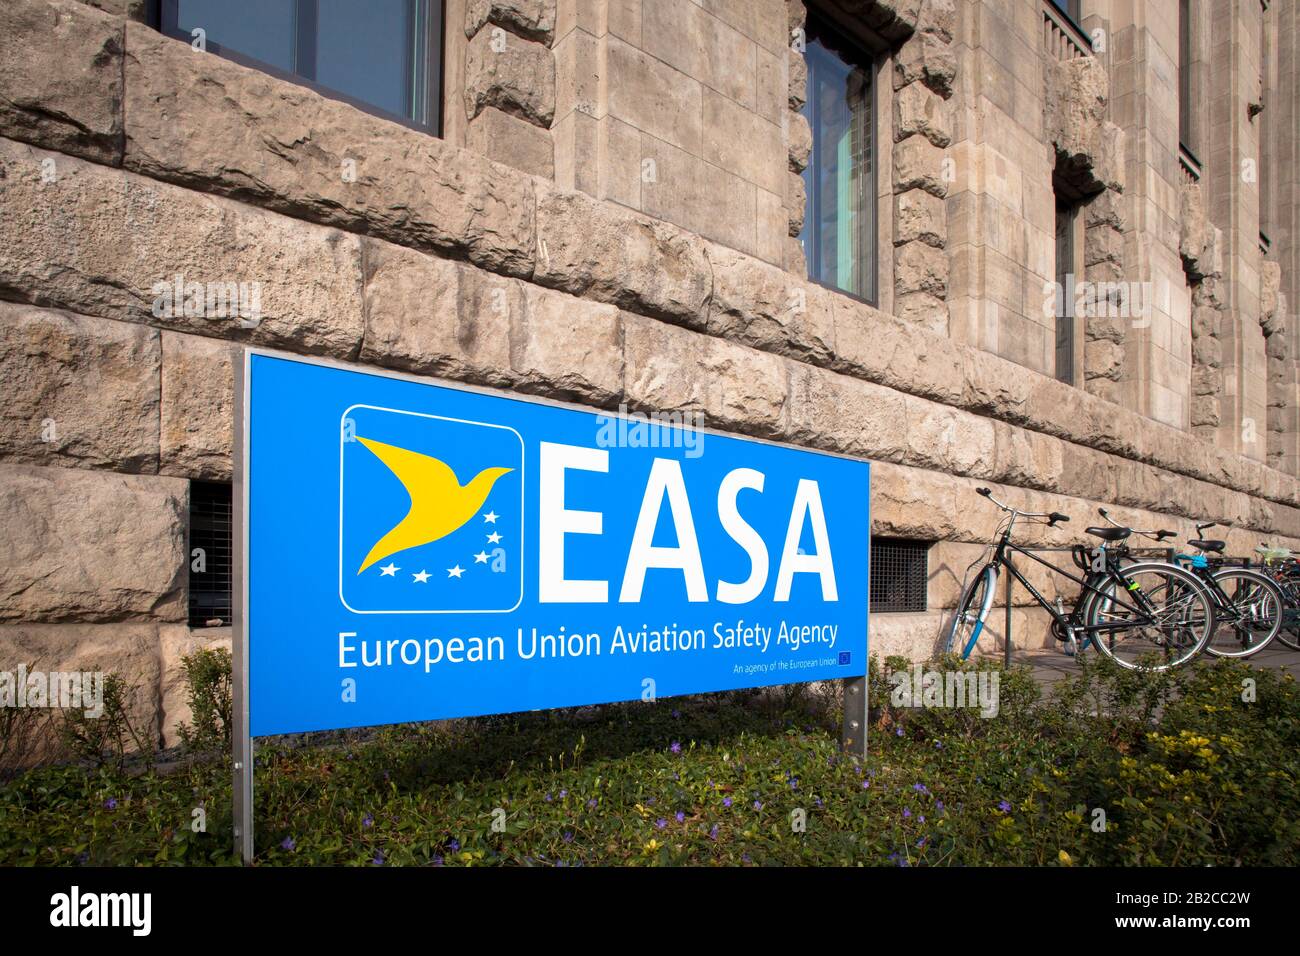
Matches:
[[232, 346, 870, 863]]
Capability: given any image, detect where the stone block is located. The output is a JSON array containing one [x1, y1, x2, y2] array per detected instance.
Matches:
[[0, 138, 366, 358], [0, 0, 124, 164], [788, 111, 812, 173], [467, 106, 555, 178], [894, 31, 956, 97], [893, 135, 948, 197], [466, 0, 558, 43], [0, 302, 160, 473], [0, 622, 162, 753], [707, 246, 835, 364], [511, 283, 623, 405], [0, 463, 187, 623], [894, 241, 949, 297], [533, 183, 712, 327], [160, 332, 237, 481], [464, 26, 556, 127], [622, 313, 789, 438], [894, 189, 946, 247], [894, 83, 951, 148]]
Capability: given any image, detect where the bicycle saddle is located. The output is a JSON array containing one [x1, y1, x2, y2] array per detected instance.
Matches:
[[1189, 538, 1225, 553], [1085, 526, 1131, 541]]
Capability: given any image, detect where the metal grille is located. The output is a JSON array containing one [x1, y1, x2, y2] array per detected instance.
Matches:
[[188, 481, 233, 628], [870, 537, 929, 612]]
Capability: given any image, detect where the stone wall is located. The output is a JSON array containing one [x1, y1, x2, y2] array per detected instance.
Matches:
[[1, 0, 1299, 747]]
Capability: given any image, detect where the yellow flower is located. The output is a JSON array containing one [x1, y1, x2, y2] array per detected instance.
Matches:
[[1058, 849, 1074, 866], [643, 839, 661, 854]]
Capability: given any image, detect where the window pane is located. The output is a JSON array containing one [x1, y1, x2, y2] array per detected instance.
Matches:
[[176, 0, 296, 74], [799, 32, 875, 303], [317, 0, 421, 123]]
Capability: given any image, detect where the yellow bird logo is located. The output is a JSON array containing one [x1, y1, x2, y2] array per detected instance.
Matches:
[[355, 436, 513, 574]]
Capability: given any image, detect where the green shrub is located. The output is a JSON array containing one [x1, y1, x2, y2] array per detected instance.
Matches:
[[58, 672, 152, 773], [0, 654, 1294, 866], [177, 648, 233, 755]]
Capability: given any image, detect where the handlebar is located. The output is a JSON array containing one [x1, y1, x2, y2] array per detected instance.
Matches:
[[976, 487, 1069, 525], [1097, 507, 1175, 542]]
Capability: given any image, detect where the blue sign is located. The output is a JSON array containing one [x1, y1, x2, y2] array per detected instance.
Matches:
[[243, 351, 870, 736]]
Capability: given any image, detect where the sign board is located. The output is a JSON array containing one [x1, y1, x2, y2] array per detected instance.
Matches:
[[234, 350, 870, 856]]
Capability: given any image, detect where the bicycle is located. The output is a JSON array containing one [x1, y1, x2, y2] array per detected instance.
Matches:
[[1252, 543, 1300, 652], [945, 488, 1216, 671], [1096, 512, 1284, 659]]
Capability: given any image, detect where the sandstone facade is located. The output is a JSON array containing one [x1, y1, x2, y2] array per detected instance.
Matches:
[[0, 0, 1297, 748]]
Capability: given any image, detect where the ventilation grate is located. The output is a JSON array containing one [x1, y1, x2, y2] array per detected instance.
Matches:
[[870, 537, 929, 612], [188, 481, 233, 628]]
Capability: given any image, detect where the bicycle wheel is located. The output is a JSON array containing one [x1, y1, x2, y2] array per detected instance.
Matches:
[[1203, 568, 1283, 658], [945, 565, 997, 658], [1082, 561, 1215, 671], [1273, 577, 1300, 651]]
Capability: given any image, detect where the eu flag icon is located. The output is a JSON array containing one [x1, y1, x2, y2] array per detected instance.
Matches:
[[339, 404, 524, 613]]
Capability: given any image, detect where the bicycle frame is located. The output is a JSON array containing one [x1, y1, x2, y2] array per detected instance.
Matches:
[[959, 520, 1170, 659]]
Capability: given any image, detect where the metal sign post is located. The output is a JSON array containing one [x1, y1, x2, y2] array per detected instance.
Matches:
[[233, 353, 254, 863]]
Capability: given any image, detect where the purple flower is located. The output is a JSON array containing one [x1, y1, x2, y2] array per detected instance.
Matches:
[[918, 815, 926, 824], [675, 811, 685, 823], [562, 832, 574, 844], [742, 853, 752, 864], [895, 727, 904, 737], [103, 798, 117, 810], [432, 855, 444, 866], [723, 797, 732, 808], [753, 800, 763, 811], [998, 800, 1012, 813], [789, 778, 799, 790], [709, 824, 719, 841], [656, 818, 667, 830], [862, 780, 870, 789], [935, 741, 943, 749], [913, 783, 928, 793], [544, 793, 553, 802], [903, 808, 912, 819], [916, 837, 927, 848], [814, 797, 823, 808], [362, 814, 374, 828], [936, 800, 945, 811], [559, 789, 568, 799], [371, 851, 385, 865], [448, 838, 461, 852], [281, 837, 296, 852], [670, 741, 682, 754], [587, 798, 597, 809]]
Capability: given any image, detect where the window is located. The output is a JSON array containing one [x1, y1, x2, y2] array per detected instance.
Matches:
[[799, 18, 877, 304], [1050, 0, 1082, 26], [1054, 199, 1078, 385], [154, 0, 442, 134], [869, 538, 929, 612], [188, 481, 233, 628], [1178, 0, 1195, 157]]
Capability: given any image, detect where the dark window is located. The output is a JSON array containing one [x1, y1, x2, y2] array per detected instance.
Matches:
[[870, 538, 929, 612], [1179, 0, 1194, 155], [1050, 0, 1082, 26], [154, 0, 442, 134], [799, 18, 877, 304], [1054, 199, 1077, 385], [188, 481, 233, 628]]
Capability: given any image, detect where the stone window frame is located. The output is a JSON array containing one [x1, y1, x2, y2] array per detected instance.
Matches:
[[797, 7, 891, 311], [149, 0, 447, 137]]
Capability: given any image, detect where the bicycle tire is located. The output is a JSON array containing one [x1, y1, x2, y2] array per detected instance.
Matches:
[[1080, 561, 1215, 671], [945, 565, 997, 658], [1202, 567, 1284, 658]]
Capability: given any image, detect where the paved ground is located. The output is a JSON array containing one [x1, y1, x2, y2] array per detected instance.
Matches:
[[1010, 640, 1300, 692]]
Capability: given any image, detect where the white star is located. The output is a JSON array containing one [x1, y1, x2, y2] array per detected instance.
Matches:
[[486, 531, 502, 544], [379, 563, 400, 577], [412, 570, 431, 583], [474, 551, 489, 564], [483, 511, 499, 523], [447, 565, 465, 578]]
